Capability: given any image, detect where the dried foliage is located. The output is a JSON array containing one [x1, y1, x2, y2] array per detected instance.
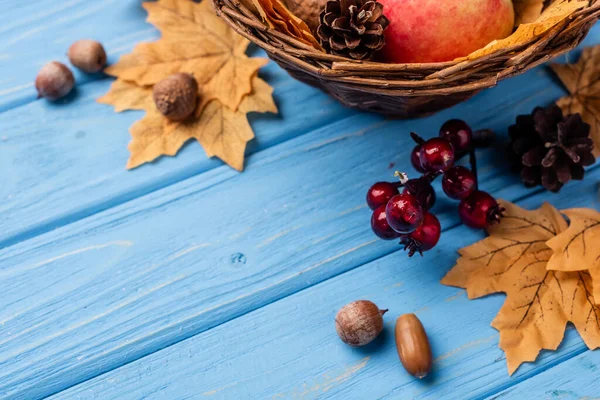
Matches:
[[99, 0, 277, 170], [443, 201, 600, 375]]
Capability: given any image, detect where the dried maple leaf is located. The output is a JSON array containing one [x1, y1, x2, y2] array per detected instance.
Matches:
[[98, 80, 153, 112], [551, 46, 600, 157], [98, 0, 276, 170], [546, 208, 600, 300], [251, 0, 323, 50], [462, 0, 587, 60], [127, 77, 277, 170], [513, 0, 545, 26], [442, 201, 600, 375]]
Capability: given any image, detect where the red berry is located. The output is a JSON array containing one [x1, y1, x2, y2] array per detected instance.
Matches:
[[411, 145, 426, 173], [367, 182, 399, 210], [386, 193, 424, 234], [400, 212, 441, 257], [403, 178, 436, 210], [420, 138, 455, 173], [458, 191, 504, 229], [439, 119, 473, 154], [442, 166, 476, 200], [371, 205, 401, 240]]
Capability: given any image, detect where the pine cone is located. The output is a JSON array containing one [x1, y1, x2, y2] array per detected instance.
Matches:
[[507, 104, 596, 193], [317, 0, 389, 60]]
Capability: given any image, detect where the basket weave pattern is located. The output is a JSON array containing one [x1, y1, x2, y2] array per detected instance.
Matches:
[[212, 0, 600, 118]]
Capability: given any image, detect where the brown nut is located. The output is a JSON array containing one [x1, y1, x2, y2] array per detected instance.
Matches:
[[395, 313, 432, 379], [35, 61, 75, 101], [335, 300, 387, 347], [68, 40, 107, 73], [153, 73, 198, 121]]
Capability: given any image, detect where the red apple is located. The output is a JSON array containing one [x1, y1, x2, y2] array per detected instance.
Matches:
[[378, 0, 515, 63]]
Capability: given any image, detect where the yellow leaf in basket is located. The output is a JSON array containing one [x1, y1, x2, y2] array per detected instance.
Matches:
[[98, 0, 277, 171], [463, 0, 587, 60], [513, 0, 545, 26], [252, 0, 323, 51]]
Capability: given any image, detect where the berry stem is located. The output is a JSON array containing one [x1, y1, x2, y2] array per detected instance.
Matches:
[[469, 149, 479, 190], [410, 132, 426, 145]]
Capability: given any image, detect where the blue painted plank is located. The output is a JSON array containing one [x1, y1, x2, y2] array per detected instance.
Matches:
[[0, 0, 155, 111], [0, 59, 353, 248], [0, 0, 352, 248], [484, 351, 600, 399], [51, 174, 600, 400], [0, 60, 594, 399]]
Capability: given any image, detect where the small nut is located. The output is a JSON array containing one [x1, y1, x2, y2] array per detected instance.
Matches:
[[35, 61, 75, 101], [335, 300, 387, 347], [68, 40, 107, 73], [395, 313, 432, 378], [152, 73, 198, 121]]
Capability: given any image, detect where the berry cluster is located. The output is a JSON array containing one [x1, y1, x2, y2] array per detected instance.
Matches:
[[367, 120, 504, 257]]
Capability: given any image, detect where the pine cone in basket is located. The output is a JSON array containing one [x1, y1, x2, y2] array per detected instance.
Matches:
[[507, 104, 596, 193], [317, 0, 389, 60]]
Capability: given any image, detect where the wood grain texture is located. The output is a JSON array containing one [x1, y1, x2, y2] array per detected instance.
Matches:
[[0, 0, 153, 111], [2, 1, 600, 399], [52, 174, 600, 400], [485, 350, 600, 399], [0, 59, 353, 249], [1, 60, 596, 398]]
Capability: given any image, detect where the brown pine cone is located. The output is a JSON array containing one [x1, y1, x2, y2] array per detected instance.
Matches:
[[317, 0, 389, 60], [507, 104, 596, 193]]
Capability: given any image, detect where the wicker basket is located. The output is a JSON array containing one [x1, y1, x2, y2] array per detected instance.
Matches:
[[213, 0, 600, 118]]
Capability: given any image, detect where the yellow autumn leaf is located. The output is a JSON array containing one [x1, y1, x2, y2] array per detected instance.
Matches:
[[442, 201, 600, 375], [546, 208, 600, 300], [98, 80, 153, 112], [105, 0, 266, 111], [98, 0, 277, 171], [252, 0, 323, 50], [127, 77, 277, 171], [513, 0, 545, 26], [463, 0, 587, 60], [552, 46, 600, 157]]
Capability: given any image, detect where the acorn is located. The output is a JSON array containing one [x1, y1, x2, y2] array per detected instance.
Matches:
[[152, 73, 198, 121], [395, 313, 432, 378], [335, 300, 387, 347], [35, 61, 75, 101], [68, 39, 107, 73]]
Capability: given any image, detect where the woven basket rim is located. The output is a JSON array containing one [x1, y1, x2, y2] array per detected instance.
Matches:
[[213, 0, 600, 93], [212, 0, 600, 117]]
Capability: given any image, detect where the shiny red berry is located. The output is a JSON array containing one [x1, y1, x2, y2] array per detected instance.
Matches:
[[386, 193, 424, 234], [439, 119, 473, 154], [442, 166, 476, 200], [458, 191, 505, 229], [366, 182, 400, 210], [403, 178, 436, 210], [400, 212, 441, 257], [371, 205, 401, 240], [411, 145, 426, 173], [419, 138, 455, 173]]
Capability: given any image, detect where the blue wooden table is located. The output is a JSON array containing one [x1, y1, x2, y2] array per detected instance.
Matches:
[[2, 1, 600, 399]]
